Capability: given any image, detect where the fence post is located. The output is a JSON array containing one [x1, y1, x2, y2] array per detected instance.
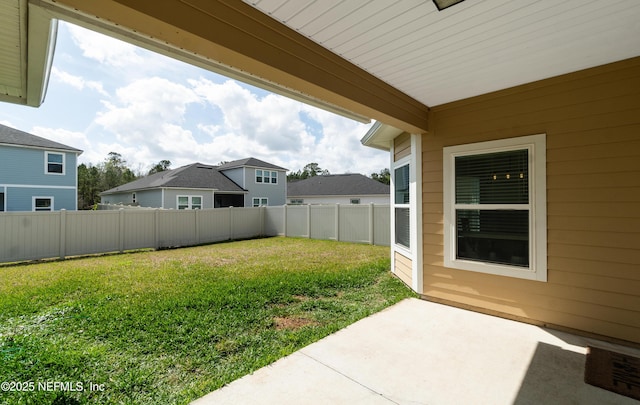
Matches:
[[369, 203, 375, 245], [306, 204, 311, 238], [260, 206, 265, 236], [229, 206, 234, 240], [59, 209, 66, 260], [283, 204, 288, 237], [335, 204, 340, 242]]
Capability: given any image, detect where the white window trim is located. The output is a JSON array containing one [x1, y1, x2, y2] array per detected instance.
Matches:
[[392, 157, 412, 256], [177, 195, 203, 210], [33, 196, 54, 211], [443, 134, 547, 282], [255, 169, 278, 185], [252, 197, 268, 207], [389, 133, 423, 293], [45, 151, 65, 175]]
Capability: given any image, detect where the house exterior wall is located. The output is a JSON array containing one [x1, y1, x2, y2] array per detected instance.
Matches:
[[135, 189, 163, 208], [394, 132, 411, 162], [4, 186, 76, 211], [162, 188, 213, 209], [421, 57, 640, 344], [244, 167, 286, 206], [101, 189, 162, 208], [288, 195, 389, 205], [220, 167, 245, 188], [394, 251, 412, 287], [0, 145, 79, 211], [101, 191, 135, 206]]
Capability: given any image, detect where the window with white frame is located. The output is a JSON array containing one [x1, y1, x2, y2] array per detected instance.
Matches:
[[45, 152, 64, 174], [252, 197, 268, 207], [177, 195, 202, 210], [393, 162, 410, 250], [290, 199, 304, 205], [443, 134, 547, 281], [350, 198, 361, 204], [33, 197, 53, 211], [256, 169, 277, 184]]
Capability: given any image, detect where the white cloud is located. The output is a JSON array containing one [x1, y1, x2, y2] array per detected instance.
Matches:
[[57, 22, 388, 175], [30, 126, 93, 158], [52, 67, 109, 96], [95, 77, 200, 142], [66, 23, 144, 68], [89, 75, 386, 174]]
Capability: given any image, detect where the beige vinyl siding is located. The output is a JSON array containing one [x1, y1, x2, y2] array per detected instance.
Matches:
[[394, 133, 411, 162], [423, 57, 640, 344], [394, 251, 412, 287]]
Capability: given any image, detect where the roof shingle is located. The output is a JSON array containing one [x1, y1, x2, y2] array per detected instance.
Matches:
[[0, 123, 82, 153], [101, 163, 246, 194], [287, 174, 389, 197]]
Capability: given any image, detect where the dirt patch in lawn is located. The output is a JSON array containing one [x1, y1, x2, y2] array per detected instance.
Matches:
[[273, 316, 318, 330]]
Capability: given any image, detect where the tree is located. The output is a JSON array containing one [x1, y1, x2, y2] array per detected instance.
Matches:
[[77, 152, 139, 209], [287, 162, 330, 181], [100, 152, 137, 191], [148, 159, 171, 175], [370, 168, 390, 185], [77, 163, 101, 209]]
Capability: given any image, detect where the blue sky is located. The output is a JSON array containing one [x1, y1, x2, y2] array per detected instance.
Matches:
[[0, 22, 388, 176]]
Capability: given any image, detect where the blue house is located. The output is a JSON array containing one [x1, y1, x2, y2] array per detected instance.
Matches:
[[0, 124, 83, 212]]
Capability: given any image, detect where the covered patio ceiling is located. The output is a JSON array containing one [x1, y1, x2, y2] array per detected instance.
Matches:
[[2, 1, 640, 134]]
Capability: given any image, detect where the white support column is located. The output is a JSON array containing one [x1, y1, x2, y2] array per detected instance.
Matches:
[[410, 133, 423, 294]]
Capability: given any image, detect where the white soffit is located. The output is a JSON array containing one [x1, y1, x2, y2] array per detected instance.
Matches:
[[245, 0, 640, 107], [0, 0, 57, 107]]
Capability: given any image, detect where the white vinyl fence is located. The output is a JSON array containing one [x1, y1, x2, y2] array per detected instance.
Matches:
[[0, 204, 389, 264]]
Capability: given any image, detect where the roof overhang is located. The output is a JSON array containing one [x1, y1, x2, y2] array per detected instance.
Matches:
[[360, 122, 405, 152], [4, 1, 640, 141], [0, 1, 57, 107], [33, 0, 428, 133]]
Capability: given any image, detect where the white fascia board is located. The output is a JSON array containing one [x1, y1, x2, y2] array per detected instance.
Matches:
[[26, 3, 58, 107], [361, 121, 404, 151]]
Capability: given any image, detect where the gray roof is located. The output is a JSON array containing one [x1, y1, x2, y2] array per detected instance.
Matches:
[[101, 163, 246, 194], [287, 174, 389, 197], [0, 123, 83, 153], [218, 157, 287, 171]]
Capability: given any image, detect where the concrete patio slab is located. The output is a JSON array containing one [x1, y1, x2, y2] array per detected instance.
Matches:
[[192, 298, 640, 405]]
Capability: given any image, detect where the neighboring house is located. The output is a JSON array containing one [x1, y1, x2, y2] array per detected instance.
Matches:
[[217, 158, 287, 207], [100, 157, 286, 209], [287, 174, 389, 205], [0, 124, 82, 212]]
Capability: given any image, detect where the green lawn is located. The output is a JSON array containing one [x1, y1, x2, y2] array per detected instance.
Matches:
[[0, 237, 415, 404]]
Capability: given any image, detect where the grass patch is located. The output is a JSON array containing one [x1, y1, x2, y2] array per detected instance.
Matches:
[[0, 237, 415, 404]]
